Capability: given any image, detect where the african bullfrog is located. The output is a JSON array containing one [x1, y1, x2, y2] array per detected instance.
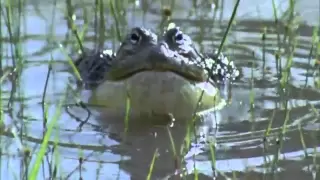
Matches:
[[73, 25, 239, 121]]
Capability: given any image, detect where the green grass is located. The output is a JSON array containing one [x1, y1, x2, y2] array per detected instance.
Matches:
[[29, 88, 66, 179]]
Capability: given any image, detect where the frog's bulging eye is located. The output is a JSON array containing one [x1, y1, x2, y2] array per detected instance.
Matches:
[[175, 33, 183, 41], [130, 31, 141, 44], [174, 31, 185, 45]]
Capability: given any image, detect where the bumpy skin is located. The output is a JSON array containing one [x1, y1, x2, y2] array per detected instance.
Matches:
[[75, 27, 239, 89], [74, 48, 115, 88], [74, 27, 209, 88], [103, 28, 206, 82], [163, 27, 239, 83], [73, 26, 239, 120]]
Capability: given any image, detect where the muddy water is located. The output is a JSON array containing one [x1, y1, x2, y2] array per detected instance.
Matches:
[[0, 0, 319, 179]]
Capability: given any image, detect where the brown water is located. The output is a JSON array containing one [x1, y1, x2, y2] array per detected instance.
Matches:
[[0, 0, 319, 179]]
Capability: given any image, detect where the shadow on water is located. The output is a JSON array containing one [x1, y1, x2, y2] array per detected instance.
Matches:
[[0, 0, 319, 179]]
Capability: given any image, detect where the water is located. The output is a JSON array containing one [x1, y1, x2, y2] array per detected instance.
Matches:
[[0, 0, 319, 179]]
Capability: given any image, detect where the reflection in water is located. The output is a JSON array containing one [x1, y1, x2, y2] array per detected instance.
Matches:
[[0, 0, 319, 179], [88, 104, 222, 179]]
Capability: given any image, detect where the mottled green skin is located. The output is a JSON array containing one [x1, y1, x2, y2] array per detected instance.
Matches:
[[74, 26, 239, 121]]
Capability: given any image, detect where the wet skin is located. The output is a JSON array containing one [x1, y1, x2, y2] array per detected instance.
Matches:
[[104, 27, 207, 82], [73, 26, 239, 121]]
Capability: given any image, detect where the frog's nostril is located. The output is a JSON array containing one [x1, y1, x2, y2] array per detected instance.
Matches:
[[158, 41, 169, 49], [157, 43, 176, 58]]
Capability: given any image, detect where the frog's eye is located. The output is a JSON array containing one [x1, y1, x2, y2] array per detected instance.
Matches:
[[173, 30, 184, 45], [130, 31, 141, 44]]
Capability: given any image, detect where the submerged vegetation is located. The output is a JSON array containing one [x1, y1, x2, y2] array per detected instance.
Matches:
[[0, 0, 319, 179]]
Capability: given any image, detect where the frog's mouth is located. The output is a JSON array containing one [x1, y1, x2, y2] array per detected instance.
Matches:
[[105, 43, 207, 82]]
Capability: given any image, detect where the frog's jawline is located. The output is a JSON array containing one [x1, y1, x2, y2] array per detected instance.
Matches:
[[109, 68, 205, 83]]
